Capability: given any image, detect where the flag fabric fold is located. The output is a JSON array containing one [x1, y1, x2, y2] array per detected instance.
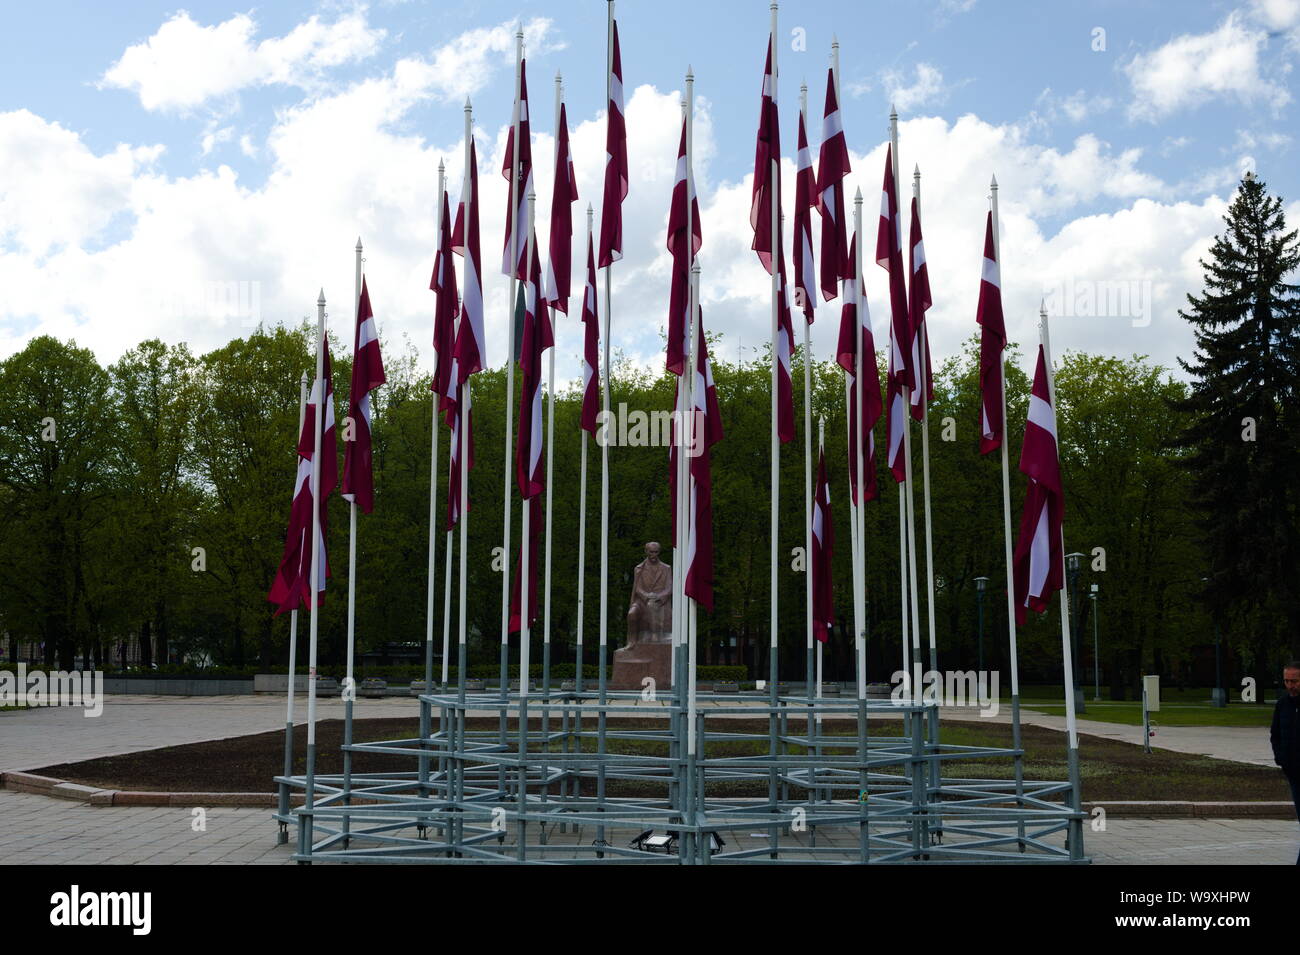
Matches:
[[1012, 346, 1065, 624], [793, 108, 817, 322], [749, 34, 780, 274], [811, 441, 834, 642], [908, 194, 933, 421], [815, 68, 851, 303], [580, 230, 600, 434], [453, 139, 486, 385], [545, 101, 578, 312], [877, 144, 912, 392], [598, 20, 627, 269], [835, 236, 882, 504], [665, 117, 701, 377], [431, 191, 460, 419], [976, 210, 1006, 455], [502, 60, 534, 280], [342, 277, 386, 513]]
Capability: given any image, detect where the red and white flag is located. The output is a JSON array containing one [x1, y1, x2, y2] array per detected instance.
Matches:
[[907, 194, 933, 421], [775, 243, 796, 444], [508, 239, 552, 633], [815, 68, 851, 303], [545, 101, 578, 312], [580, 229, 600, 434], [877, 144, 912, 393], [665, 116, 701, 377], [886, 335, 908, 483], [452, 139, 486, 385], [750, 34, 780, 274], [1012, 346, 1064, 624], [431, 190, 459, 419], [501, 59, 534, 280], [976, 211, 1006, 454], [811, 440, 834, 642], [267, 342, 337, 614], [341, 277, 386, 513], [793, 108, 817, 322], [445, 396, 474, 532], [835, 236, 882, 505], [683, 313, 724, 611], [598, 19, 627, 269]]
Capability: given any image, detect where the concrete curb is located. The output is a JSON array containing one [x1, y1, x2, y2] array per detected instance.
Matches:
[[3, 770, 1293, 817]]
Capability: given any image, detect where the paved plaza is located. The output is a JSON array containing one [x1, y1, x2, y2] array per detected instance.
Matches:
[[1, 694, 1296, 865]]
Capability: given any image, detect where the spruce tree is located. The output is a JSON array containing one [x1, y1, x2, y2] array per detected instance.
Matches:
[[1172, 173, 1300, 679]]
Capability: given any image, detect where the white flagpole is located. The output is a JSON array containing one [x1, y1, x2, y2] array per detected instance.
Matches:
[[674, 77, 694, 677], [816, 415, 826, 704], [500, 26, 524, 711], [517, 186, 537, 860], [453, 100, 473, 850], [543, 73, 561, 704], [341, 235, 362, 839], [800, 82, 815, 726], [277, 370, 309, 845], [426, 163, 445, 693], [914, 166, 938, 679], [300, 288, 326, 862], [853, 188, 867, 702], [577, 205, 593, 691], [441, 303, 462, 688], [768, 1, 780, 702]]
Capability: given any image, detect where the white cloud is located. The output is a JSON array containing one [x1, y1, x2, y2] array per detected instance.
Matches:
[[1250, 0, 1300, 32], [99, 9, 386, 113], [1124, 11, 1291, 120], [879, 63, 948, 112]]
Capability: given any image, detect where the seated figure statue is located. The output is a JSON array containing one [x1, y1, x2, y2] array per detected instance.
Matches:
[[625, 541, 672, 646]]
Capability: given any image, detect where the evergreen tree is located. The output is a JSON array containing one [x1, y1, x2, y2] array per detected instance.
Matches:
[[1172, 172, 1300, 680]]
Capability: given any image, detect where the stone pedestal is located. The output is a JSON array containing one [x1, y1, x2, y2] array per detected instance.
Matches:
[[610, 641, 674, 692]]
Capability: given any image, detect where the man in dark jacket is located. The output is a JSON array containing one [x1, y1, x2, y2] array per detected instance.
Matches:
[[1272, 662, 1300, 864]]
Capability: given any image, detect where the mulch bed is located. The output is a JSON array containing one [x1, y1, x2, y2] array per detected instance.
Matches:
[[32, 717, 1293, 803]]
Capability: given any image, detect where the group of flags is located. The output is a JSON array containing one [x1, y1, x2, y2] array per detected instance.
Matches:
[[266, 14, 1068, 657]]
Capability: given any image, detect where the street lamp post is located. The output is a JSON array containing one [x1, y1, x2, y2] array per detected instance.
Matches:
[[1089, 583, 1100, 701], [974, 576, 988, 675], [1065, 552, 1086, 714]]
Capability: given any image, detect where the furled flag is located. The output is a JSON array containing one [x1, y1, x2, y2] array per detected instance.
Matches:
[[665, 116, 701, 376], [793, 108, 817, 322], [877, 144, 912, 392], [431, 191, 460, 420], [445, 391, 474, 532], [598, 20, 627, 268], [509, 239, 552, 633], [750, 33, 780, 273], [775, 240, 797, 444], [907, 193, 933, 421], [811, 439, 834, 642], [341, 278, 386, 514], [885, 340, 907, 483], [835, 236, 882, 504], [453, 139, 486, 385], [683, 312, 724, 611], [545, 101, 578, 312], [267, 342, 338, 614], [502, 60, 534, 280], [976, 210, 1006, 455], [815, 68, 851, 303], [1012, 346, 1064, 624], [580, 227, 600, 434]]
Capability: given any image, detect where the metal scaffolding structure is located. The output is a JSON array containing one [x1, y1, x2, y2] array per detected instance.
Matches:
[[274, 685, 1087, 864]]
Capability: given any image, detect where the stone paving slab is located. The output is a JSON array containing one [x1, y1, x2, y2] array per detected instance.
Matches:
[[0, 789, 1294, 864]]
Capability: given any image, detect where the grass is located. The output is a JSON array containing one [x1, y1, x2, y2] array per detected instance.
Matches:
[[1019, 700, 1274, 727]]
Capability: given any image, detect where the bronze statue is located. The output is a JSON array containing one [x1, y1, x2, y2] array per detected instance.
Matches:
[[625, 541, 672, 646]]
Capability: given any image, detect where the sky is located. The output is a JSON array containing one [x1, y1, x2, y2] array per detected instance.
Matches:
[[1, 0, 1298, 385]]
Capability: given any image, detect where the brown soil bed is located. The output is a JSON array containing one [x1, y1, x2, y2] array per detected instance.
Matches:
[[32, 717, 1293, 803]]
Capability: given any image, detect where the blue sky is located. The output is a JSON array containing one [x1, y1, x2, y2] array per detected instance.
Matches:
[[1, 0, 1297, 377]]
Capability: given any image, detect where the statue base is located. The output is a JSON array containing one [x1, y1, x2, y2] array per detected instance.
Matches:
[[610, 639, 674, 692]]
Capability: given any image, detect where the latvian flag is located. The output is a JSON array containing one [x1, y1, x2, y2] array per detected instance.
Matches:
[[811, 439, 834, 642], [835, 236, 882, 505], [580, 227, 600, 434], [750, 33, 780, 273], [341, 277, 386, 514], [908, 193, 933, 421], [453, 138, 486, 385], [877, 144, 912, 392], [681, 313, 724, 611], [665, 116, 701, 377], [268, 341, 338, 614], [598, 19, 627, 269], [509, 239, 552, 633], [976, 210, 1006, 455], [815, 68, 851, 303], [1012, 346, 1065, 624], [431, 190, 459, 420], [545, 100, 577, 313], [793, 107, 817, 322], [502, 60, 534, 280]]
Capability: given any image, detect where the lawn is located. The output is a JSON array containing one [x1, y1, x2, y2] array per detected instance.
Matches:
[[1016, 701, 1274, 727]]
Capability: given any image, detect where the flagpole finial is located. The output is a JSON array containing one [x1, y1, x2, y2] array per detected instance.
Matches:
[[854, 186, 863, 202], [990, 173, 998, 190], [913, 163, 920, 179], [318, 289, 326, 306], [300, 370, 309, 385], [464, 96, 472, 111], [687, 65, 694, 82], [832, 34, 838, 47], [356, 237, 363, 251], [438, 158, 444, 173], [1040, 297, 1048, 318], [890, 102, 898, 120]]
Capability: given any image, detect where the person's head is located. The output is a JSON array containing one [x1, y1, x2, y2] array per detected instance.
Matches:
[[1285, 662, 1300, 698], [645, 542, 661, 564]]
